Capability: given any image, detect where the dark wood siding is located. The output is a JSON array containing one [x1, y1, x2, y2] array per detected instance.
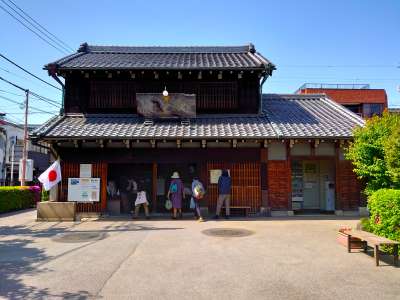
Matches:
[[59, 161, 108, 213], [63, 72, 260, 114], [89, 81, 136, 109], [205, 161, 261, 213]]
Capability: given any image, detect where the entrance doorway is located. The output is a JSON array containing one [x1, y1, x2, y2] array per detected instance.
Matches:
[[156, 163, 199, 213], [107, 163, 153, 214], [291, 160, 335, 212]]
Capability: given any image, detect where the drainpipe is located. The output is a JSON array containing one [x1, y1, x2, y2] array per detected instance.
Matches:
[[259, 72, 269, 114], [47, 64, 65, 114]]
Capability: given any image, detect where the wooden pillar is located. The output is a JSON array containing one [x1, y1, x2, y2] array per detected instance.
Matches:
[[286, 142, 292, 211], [260, 148, 268, 208], [152, 162, 157, 212], [100, 162, 108, 212], [335, 143, 341, 210]]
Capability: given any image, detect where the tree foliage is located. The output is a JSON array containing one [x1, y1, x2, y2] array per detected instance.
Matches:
[[346, 112, 400, 193]]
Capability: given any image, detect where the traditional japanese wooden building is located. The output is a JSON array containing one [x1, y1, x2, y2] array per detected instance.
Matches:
[[31, 43, 365, 216]]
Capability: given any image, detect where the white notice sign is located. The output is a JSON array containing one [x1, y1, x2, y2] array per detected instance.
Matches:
[[80, 164, 92, 178], [68, 178, 100, 202], [209, 169, 230, 184]]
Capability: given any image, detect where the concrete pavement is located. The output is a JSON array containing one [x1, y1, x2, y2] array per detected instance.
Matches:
[[0, 210, 399, 299]]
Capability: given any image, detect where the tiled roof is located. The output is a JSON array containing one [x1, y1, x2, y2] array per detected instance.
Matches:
[[31, 94, 364, 141], [262, 94, 365, 138], [46, 43, 275, 71]]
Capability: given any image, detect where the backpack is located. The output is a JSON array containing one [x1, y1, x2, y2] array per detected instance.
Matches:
[[193, 181, 205, 199], [170, 182, 178, 193]]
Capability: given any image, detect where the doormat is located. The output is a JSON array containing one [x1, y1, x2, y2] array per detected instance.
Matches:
[[52, 232, 108, 243], [202, 228, 253, 238]]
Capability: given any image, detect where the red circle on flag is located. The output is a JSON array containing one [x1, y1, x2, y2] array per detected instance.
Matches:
[[48, 170, 57, 182]]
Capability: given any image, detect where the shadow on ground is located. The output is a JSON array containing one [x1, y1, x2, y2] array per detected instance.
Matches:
[[0, 238, 92, 299], [0, 221, 183, 299]]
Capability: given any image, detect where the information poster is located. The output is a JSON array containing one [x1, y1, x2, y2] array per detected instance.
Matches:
[[210, 169, 230, 184], [79, 164, 92, 178], [68, 178, 100, 202]]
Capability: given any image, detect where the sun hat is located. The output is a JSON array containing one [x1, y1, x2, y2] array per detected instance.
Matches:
[[171, 171, 180, 179]]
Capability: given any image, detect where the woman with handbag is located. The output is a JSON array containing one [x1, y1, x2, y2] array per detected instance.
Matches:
[[167, 171, 184, 219]]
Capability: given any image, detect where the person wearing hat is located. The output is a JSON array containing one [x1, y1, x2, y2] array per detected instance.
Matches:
[[167, 171, 184, 219]]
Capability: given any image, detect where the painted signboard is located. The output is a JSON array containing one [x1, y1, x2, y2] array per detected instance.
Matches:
[[67, 178, 100, 202], [136, 93, 196, 118]]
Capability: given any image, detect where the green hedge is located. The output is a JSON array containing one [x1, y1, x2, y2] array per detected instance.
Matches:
[[0, 186, 40, 213], [367, 189, 400, 253]]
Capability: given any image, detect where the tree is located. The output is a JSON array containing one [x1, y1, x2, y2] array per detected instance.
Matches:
[[385, 124, 400, 185], [346, 112, 400, 193]]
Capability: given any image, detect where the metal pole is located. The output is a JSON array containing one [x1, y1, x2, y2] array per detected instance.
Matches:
[[10, 141, 14, 186], [20, 89, 29, 186]]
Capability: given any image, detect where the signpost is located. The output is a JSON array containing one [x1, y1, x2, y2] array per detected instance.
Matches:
[[67, 178, 100, 202]]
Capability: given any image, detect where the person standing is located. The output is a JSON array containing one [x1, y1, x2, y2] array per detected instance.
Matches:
[[215, 169, 231, 219], [134, 190, 150, 220], [167, 171, 184, 219], [191, 177, 205, 222]]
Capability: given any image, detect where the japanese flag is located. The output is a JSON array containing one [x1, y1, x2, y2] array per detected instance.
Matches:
[[38, 160, 62, 191]]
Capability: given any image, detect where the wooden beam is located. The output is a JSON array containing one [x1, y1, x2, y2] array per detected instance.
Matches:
[[232, 139, 237, 148], [152, 162, 157, 212]]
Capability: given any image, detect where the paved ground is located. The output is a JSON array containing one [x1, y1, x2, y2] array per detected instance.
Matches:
[[0, 210, 399, 300]]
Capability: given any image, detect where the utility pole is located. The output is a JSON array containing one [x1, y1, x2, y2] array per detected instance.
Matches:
[[20, 89, 29, 186], [10, 139, 14, 186]]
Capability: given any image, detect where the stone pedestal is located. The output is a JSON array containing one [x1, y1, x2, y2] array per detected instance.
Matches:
[[37, 202, 76, 221]]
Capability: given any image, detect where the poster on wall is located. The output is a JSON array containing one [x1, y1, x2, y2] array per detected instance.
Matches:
[[79, 164, 92, 178], [68, 178, 100, 202], [209, 169, 230, 184]]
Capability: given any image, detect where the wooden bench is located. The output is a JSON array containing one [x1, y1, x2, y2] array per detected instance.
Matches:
[[220, 206, 251, 217], [343, 229, 399, 266]]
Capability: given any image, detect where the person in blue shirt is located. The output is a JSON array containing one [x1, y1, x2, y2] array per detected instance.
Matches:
[[214, 169, 231, 219]]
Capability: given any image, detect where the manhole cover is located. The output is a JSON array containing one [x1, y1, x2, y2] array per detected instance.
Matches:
[[202, 228, 253, 237], [52, 232, 107, 243]]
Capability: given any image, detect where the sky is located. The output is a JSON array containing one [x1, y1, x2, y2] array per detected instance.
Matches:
[[0, 0, 399, 125]]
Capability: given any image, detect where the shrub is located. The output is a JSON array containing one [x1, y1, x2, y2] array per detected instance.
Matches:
[[0, 186, 40, 213], [368, 189, 400, 253], [359, 217, 373, 232]]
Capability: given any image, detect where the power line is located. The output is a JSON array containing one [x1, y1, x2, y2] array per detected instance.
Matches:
[[0, 2, 68, 54], [0, 94, 58, 114], [0, 89, 23, 96], [0, 53, 62, 90], [280, 65, 399, 68], [0, 0, 72, 53], [6, 0, 74, 52], [4, 115, 23, 124], [1, 111, 57, 115], [30, 92, 61, 108], [0, 75, 61, 107]]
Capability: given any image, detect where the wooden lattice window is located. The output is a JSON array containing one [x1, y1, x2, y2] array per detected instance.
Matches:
[[89, 81, 136, 109], [197, 82, 238, 111]]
